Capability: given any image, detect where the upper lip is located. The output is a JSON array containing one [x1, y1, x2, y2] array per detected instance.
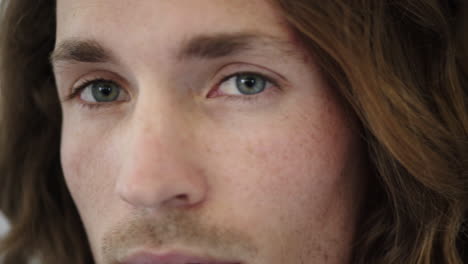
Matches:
[[121, 250, 241, 264]]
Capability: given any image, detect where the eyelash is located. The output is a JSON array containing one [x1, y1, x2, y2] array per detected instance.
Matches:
[[213, 72, 280, 103], [66, 77, 115, 110], [66, 72, 280, 110]]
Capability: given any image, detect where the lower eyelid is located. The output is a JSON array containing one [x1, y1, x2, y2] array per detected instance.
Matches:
[[216, 85, 280, 106], [73, 83, 130, 110], [215, 73, 277, 96]]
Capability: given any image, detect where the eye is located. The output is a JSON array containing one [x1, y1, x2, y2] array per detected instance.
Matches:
[[218, 73, 273, 96], [79, 80, 125, 103]]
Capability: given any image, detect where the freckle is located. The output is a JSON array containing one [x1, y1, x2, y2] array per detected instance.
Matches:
[[205, 144, 212, 153], [246, 144, 254, 155], [280, 114, 290, 121]]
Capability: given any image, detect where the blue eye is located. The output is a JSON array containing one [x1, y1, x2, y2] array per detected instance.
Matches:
[[219, 73, 271, 96], [236, 74, 266, 95], [79, 80, 123, 103], [91, 81, 120, 102]]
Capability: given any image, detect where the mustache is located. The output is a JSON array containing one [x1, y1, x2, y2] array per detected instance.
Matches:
[[100, 210, 258, 263]]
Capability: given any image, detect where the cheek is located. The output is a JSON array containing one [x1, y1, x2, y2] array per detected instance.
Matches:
[[203, 95, 365, 261], [60, 118, 119, 236], [251, 127, 362, 262], [210, 99, 360, 207], [243, 114, 358, 218]]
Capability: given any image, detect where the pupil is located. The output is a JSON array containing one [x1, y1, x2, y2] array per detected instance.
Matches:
[[243, 77, 256, 88], [99, 85, 113, 97]]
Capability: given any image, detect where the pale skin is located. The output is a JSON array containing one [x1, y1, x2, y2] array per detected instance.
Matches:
[[53, 1, 367, 263]]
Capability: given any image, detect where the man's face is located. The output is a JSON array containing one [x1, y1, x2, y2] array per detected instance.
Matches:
[[53, 1, 367, 263]]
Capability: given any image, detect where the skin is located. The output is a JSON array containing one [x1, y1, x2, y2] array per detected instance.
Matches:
[[53, 0, 368, 263]]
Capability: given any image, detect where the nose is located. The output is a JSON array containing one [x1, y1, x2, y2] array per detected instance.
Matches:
[[115, 100, 207, 211]]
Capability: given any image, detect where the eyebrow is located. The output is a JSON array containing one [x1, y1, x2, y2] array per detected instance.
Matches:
[[177, 33, 268, 60], [50, 32, 291, 65], [50, 39, 113, 64]]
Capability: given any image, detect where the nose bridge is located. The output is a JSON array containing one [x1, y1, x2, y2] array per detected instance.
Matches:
[[134, 84, 180, 139], [128, 79, 194, 162], [115, 86, 206, 210]]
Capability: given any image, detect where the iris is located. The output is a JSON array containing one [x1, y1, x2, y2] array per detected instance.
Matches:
[[236, 74, 266, 95], [90, 81, 120, 102]]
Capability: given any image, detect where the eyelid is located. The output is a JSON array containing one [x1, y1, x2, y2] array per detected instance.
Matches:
[[65, 77, 108, 101], [61, 70, 129, 100], [75, 70, 127, 93], [64, 77, 130, 111], [207, 62, 285, 100], [211, 62, 286, 89], [212, 71, 277, 97], [220, 71, 278, 86], [63, 64, 284, 108]]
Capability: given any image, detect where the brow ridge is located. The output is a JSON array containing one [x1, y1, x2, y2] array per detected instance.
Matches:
[[50, 39, 112, 64], [51, 32, 290, 66], [177, 33, 260, 60]]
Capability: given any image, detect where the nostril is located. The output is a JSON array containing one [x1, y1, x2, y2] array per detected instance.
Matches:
[[162, 193, 192, 207], [175, 194, 189, 200]]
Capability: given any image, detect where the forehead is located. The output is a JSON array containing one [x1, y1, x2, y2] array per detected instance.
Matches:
[[56, 0, 289, 42]]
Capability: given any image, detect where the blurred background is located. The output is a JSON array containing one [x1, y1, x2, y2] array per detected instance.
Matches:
[[0, 212, 8, 238], [0, 0, 7, 243]]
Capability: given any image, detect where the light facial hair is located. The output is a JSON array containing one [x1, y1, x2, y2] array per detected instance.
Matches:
[[100, 210, 259, 263]]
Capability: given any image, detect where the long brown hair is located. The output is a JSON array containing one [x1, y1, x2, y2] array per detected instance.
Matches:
[[1, 0, 467, 263]]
